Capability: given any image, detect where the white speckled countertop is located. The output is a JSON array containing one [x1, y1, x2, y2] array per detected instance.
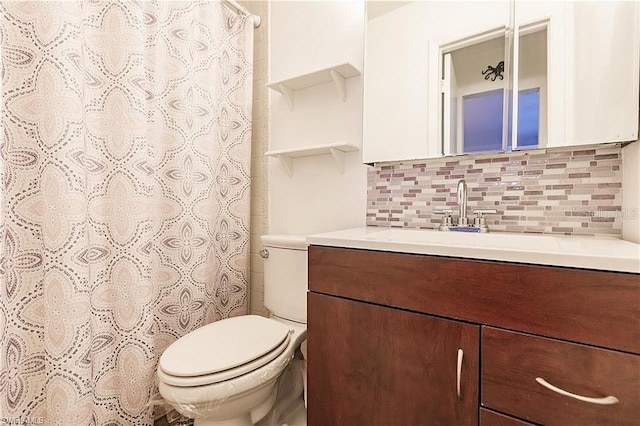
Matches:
[[307, 227, 640, 274]]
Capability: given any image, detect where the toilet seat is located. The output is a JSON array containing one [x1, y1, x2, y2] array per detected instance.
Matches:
[[158, 315, 292, 387], [158, 334, 290, 387]]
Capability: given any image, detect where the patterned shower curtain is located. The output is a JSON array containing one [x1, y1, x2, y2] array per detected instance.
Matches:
[[0, 1, 253, 424]]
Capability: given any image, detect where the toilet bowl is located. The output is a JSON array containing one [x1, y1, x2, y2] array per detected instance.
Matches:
[[157, 235, 308, 426]]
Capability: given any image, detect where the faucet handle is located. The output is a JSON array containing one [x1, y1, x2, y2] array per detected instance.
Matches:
[[434, 209, 454, 231], [472, 209, 497, 230]]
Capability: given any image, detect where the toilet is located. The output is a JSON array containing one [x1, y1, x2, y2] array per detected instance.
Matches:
[[157, 235, 308, 426]]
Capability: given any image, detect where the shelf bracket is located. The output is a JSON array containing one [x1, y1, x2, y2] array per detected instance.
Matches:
[[330, 70, 347, 102], [275, 154, 293, 177], [278, 83, 295, 111], [329, 147, 346, 174]]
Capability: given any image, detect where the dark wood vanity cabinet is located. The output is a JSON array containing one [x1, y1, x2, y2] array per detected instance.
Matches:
[[307, 246, 640, 426]]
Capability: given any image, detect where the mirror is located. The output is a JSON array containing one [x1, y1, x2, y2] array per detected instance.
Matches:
[[442, 23, 547, 155], [362, 1, 640, 164]]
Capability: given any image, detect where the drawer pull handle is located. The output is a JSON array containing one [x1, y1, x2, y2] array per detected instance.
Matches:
[[535, 377, 620, 405], [456, 348, 463, 400]]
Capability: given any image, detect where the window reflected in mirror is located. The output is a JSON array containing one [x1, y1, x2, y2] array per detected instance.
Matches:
[[514, 88, 540, 149], [461, 89, 504, 154], [442, 25, 547, 155], [462, 87, 541, 153]]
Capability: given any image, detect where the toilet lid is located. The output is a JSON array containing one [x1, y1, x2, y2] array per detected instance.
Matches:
[[159, 315, 291, 378]]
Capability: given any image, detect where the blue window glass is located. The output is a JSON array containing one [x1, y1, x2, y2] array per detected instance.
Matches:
[[462, 88, 540, 153], [462, 89, 504, 153], [514, 88, 540, 148]]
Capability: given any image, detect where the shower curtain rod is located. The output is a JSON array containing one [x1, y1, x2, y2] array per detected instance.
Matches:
[[222, 0, 262, 28]]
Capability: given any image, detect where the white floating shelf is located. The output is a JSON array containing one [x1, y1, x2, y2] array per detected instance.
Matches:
[[265, 142, 359, 177], [267, 63, 361, 111]]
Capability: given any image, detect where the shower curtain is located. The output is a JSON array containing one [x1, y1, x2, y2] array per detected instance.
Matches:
[[0, 1, 253, 424]]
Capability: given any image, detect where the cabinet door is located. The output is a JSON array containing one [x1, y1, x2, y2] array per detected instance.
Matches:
[[514, 1, 640, 149], [561, 1, 640, 146], [307, 292, 479, 426], [362, 1, 510, 163]]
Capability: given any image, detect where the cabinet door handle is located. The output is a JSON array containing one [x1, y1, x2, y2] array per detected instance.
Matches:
[[535, 377, 620, 405], [456, 348, 463, 400]]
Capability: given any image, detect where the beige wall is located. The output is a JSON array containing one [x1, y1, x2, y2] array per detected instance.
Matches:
[[268, 1, 368, 236], [243, 1, 269, 316]]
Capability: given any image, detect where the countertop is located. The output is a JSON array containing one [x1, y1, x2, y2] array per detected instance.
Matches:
[[307, 227, 640, 274]]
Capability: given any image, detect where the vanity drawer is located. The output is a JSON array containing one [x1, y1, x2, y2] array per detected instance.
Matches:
[[308, 246, 640, 353], [482, 327, 640, 426], [480, 408, 535, 426]]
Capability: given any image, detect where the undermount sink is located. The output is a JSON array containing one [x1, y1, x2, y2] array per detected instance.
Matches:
[[307, 227, 640, 273]]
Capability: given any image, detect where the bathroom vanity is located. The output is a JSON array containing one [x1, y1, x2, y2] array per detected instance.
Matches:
[[306, 228, 640, 425]]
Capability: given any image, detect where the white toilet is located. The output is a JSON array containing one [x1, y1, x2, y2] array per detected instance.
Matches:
[[157, 235, 308, 426]]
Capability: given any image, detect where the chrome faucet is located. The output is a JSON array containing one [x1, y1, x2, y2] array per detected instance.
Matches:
[[457, 179, 469, 227], [433, 179, 497, 232]]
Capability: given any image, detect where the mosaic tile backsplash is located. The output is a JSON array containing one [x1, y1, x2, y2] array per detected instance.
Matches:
[[366, 145, 623, 236]]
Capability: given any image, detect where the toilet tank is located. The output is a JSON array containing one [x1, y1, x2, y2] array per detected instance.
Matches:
[[261, 235, 308, 324]]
